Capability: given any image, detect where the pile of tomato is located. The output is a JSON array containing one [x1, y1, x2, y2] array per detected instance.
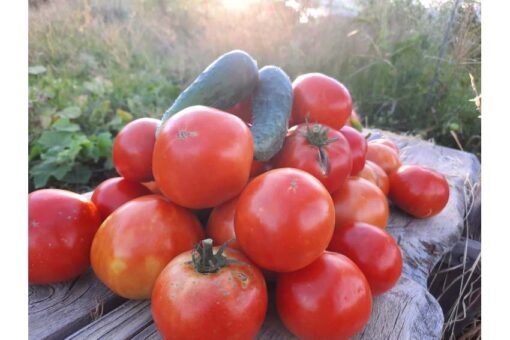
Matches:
[[29, 73, 450, 339]]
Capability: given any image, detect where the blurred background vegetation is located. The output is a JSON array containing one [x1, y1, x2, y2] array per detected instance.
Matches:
[[29, 0, 481, 192]]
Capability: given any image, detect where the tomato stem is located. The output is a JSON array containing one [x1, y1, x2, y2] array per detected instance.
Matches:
[[303, 122, 338, 176], [190, 239, 243, 274]]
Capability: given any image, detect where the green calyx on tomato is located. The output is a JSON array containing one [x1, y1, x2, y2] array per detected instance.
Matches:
[[302, 122, 339, 176], [190, 239, 243, 274]]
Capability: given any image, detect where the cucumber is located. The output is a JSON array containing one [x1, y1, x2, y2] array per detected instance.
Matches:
[[251, 66, 293, 161], [157, 50, 259, 135]]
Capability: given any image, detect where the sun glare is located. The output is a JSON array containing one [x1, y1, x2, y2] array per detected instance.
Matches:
[[221, 0, 259, 11]]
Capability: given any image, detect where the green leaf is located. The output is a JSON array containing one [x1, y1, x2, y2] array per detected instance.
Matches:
[[57, 106, 82, 119], [96, 132, 113, 158], [37, 131, 74, 148], [62, 164, 92, 184], [31, 160, 73, 188], [29, 65, 47, 75], [52, 118, 81, 132]]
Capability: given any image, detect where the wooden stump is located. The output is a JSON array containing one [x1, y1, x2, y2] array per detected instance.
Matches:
[[28, 130, 481, 340]]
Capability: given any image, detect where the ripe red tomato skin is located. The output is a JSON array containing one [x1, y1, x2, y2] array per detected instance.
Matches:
[[358, 160, 390, 195], [151, 247, 268, 340], [225, 96, 252, 123], [292, 73, 352, 130], [113, 118, 160, 182], [389, 165, 450, 218], [153, 106, 253, 209], [276, 252, 372, 340], [328, 222, 402, 295], [29, 189, 102, 284], [91, 177, 152, 221], [273, 124, 352, 193], [340, 125, 367, 175], [235, 168, 335, 272], [90, 195, 204, 299], [366, 143, 401, 175], [250, 159, 272, 178], [333, 177, 389, 228], [206, 197, 241, 251]]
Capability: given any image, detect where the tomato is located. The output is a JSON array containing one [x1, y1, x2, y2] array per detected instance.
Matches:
[[358, 160, 390, 195], [389, 165, 449, 218], [250, 159, 271, 178], [328, 222, 402, 295], [29, 189, 101, 284], [206, 197, 241, 251], [91, 177, 152, 221], [152, 240, 267, 340], [142, 181, 161, 195], [366, 143, 401, 174], [235, 168, 335, 272], [90, 195, 204, 299], [113, 118, 160, 182], [273, 124, 352, 193], [153, 106, 253, 209], [276, 252, 372, 339], [369, 138, 399, 154], [225, 96, 252, 123], [291, 73, 352, 129], [332, 177, 389, 228], [340, 125, 367, 175]]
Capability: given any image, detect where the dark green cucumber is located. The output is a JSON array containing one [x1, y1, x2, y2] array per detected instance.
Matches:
[[157, 50, 259, 135], [251, 66, 293, 161]]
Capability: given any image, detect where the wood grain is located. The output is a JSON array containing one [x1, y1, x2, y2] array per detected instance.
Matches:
[[29, 269, 124, 340]]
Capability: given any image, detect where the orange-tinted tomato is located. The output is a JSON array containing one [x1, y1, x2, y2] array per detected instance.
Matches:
[[276, 252, 372, 339], [153, 106, 253, 209], [152, 246, 267, 340], [366, 143, 401, 175], [90, 195, 204, 299], [206, 197, 241, 251], [370, 138, 399, 154], [29, 189, 101, 284], [235, 168, 335, 272], [328, 222, 402, 295], [291, 73, 352, 130], [332, 177, 389, 228], [340, 125, 367, 175], [91, 177, 152, 221], [272, 124, 352, 193], [113, 118, 160, 182], [358, 160, 390, 195], [389, 165, 450, 218]]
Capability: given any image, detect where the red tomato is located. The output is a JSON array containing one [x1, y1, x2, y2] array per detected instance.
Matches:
[[273, 124, 352, 193], [366, 143, 401, 175], [91, 177, 152, 221], [276, 252, 372, 339], [340, 125, 367, 175], [206, 197, 241, 251], [142, 181, 161, 195], [328, 222, 402, 295], [333, 177, 389, 228], [90, 195, 204, 299], [113, 118, 160, 182], [152, 240, 267, 340], [291, 73, 352, 129], [389, 165, 449, 218], [370, 138, 399, 154], [358, 160, 390, 195], [29, 189, 101, 284], [250, 159, 271, 178], [153, 106, 253, 209], [225, 96, 252, 123], [235, 168, 335, 272]]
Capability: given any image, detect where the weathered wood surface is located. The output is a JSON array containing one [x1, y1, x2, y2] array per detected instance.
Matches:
[[29, 130, 481, 340]]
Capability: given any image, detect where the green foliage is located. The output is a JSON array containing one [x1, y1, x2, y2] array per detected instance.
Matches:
[[29, 0, 480, 191]]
